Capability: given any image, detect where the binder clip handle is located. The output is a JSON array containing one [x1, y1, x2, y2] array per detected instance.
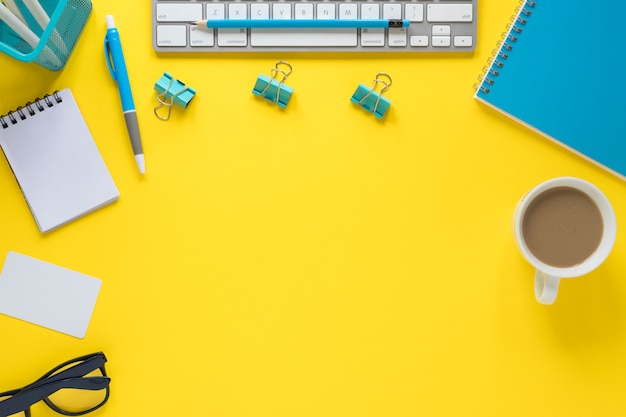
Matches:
[[270, 61, 292, 83], [154, 77, 178, 121], [260, 61, 292, 105], [371, 72, 392, 94]]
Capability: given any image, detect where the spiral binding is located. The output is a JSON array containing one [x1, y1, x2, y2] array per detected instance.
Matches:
[[0, 91, 63, 129], [473, 0, 537, 93]]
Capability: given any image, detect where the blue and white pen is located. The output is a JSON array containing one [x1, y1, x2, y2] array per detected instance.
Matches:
[[194, 19, 410, 29], [105, 15, 145, 174]]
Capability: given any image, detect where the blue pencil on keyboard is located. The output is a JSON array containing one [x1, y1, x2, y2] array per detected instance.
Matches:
[[194, 18, 410, 29]]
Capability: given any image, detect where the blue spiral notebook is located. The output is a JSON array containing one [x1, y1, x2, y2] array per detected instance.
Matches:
[[474, 0, 626, 180]]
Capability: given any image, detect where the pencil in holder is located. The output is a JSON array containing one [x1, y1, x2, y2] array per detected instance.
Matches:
[[0, 0, 92, 71]]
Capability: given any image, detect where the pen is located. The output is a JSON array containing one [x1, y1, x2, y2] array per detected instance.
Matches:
[[104, 15, 145, 174], [194, 18, 410, 29]]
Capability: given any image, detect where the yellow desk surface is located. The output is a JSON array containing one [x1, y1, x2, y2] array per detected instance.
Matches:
[[1, 1, 626, 416]]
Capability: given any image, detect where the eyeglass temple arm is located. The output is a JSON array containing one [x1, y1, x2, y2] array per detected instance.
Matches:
[[38, 354, 107, 383], [0, 354, 106, 397]]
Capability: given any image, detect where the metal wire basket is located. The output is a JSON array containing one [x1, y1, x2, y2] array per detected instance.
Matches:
[[0, 0, 92, 71]]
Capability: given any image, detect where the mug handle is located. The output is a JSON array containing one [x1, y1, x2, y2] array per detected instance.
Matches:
[[534, 270, 560, 305]]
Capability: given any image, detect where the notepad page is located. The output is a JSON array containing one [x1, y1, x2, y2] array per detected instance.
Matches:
[[0, 88, 119, 232]]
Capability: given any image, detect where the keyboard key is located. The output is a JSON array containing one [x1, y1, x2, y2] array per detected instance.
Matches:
[[410, 35, 429, 47], [432, 25, 451, 36], [432, 35, 451, 47], [454, 35, 473, 47], [383, 3, 402, 19], [218, 29, 247, 46], [207, 3, 225, 19], [295, 3, 313, 19], [273, 3, 291, 19], [251, 3, 270, 19], [156, 4, 202, 22], [388, 28, 407, 47], [190, 25, 214, 46], [361, 3, 380, 19], [156, 24, 187, 46], [339, 3, 358, 19], [405, 4, 424, 22], [427, 4, 473, 23], [251, 29, 357, 47], [318, 3, 336, 19], [229, 2, 248, 19], [361, 28, 384, 46]]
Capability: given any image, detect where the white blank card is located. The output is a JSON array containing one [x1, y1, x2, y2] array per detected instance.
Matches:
[[0, 251, 102, 338]]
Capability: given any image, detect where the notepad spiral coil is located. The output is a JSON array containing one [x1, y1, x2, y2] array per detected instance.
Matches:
[[473, 0, 536, 94], [0, 91, 62, 129]]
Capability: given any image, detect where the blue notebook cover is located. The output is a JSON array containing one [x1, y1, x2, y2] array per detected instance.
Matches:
[[474, 1, 626, 180]]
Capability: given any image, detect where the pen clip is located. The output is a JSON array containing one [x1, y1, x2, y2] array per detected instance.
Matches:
[[104, 35, 117, 81]]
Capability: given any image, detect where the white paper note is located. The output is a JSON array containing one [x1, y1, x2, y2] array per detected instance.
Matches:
[[0, 251, 102, 338]]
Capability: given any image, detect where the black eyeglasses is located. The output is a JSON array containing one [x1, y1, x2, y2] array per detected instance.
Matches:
[[0, 352, 110, 417]]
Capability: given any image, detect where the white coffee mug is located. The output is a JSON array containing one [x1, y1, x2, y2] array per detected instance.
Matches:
[[513, 177, 617, 304]]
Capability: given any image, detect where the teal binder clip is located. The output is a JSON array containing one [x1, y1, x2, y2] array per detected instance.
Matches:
[[154, 72, 197, 120], [350, 72, 392, 119], [252, 61, 293, 108]]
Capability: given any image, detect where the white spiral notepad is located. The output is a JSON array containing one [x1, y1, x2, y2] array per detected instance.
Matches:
[[0, 88, 119, 232]]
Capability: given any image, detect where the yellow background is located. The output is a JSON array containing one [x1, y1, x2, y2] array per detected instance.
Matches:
[[1, 1, 626, 416]]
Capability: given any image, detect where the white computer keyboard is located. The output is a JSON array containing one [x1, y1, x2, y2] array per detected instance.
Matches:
[[152, 0, 477, 53]]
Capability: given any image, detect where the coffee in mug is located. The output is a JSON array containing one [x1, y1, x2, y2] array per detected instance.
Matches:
[[513, 177, 616, 304]]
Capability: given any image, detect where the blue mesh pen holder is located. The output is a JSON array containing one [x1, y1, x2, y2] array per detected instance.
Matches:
[[0, 0, 92, 71]]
